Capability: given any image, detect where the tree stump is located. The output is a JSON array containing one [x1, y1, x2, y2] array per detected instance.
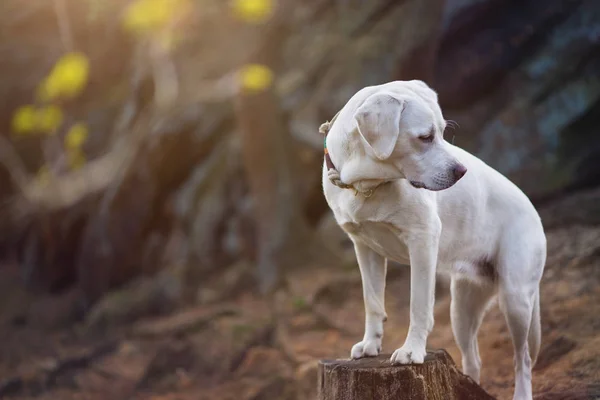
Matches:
[[318, 349, 495, 400]]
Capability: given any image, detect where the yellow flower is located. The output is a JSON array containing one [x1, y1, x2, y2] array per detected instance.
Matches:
[[232, 0, 274, 24], [37, 105, 64, 134], [67, 148, 87, 170], [12, 105, 64, 136], [240, 64, 274, 93], [64, 123, 89, 150], [11, 105, 38, 135], [38, 52, 90, 101], [123, 0, 190, 35]]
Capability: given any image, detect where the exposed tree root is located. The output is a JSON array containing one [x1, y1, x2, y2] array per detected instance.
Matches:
[[0, 341, 117, 397]]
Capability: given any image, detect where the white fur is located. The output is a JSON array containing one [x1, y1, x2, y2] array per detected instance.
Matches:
[[322, 80, 546, 400]]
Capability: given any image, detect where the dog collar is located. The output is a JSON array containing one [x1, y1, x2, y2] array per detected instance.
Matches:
[[319, 112, 386, 198]]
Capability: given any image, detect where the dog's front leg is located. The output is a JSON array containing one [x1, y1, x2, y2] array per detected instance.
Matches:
[[350, 240, 387, 359], [391, 224, 440, 364]]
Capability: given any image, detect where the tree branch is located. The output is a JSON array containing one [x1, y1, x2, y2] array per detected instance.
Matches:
[[52, 0, 74, 51]]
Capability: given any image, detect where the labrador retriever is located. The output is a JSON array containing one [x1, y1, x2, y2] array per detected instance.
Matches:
[[321, 80, 546, 400]]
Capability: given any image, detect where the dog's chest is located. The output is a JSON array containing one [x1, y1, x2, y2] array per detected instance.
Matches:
[[325, 180, 410, 263], [341, 220, 410, 264]]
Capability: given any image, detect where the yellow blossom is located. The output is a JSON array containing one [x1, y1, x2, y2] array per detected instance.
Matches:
[[123, 0, 190, 35], [240, 64, 274, 93], [36, 105, 64, 134], [38, 52, 90, 101], [12, 105, 63, 136], [11, 105, 37, 135], [64, 123, 89, 150], [232, 0, 274, 24]]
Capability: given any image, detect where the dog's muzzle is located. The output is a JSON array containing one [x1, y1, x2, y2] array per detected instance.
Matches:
[[409, 180, 427, 189], [410, 162, 468, 191]]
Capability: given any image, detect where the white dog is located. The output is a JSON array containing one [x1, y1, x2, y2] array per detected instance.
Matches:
[[321, 80, 546, 400]]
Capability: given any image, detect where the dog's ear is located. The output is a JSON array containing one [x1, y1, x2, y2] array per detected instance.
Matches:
[[353, 93, 405, 160]]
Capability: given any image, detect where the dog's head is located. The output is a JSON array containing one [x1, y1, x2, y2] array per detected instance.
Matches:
[[353, 81, 467, 191]]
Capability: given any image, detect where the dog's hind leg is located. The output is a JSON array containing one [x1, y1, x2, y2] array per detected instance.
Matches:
[[528, 289, 541, 367], [450, 277, 495, 383], [350, 240, 387, 359], [498, 283, 536, 400], [498, 230, 545, 400]]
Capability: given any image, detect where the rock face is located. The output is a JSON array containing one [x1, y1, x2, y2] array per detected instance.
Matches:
[[287, 0, 600, 202], [318, 350, 495, 400], [434, 0, 600, 200]]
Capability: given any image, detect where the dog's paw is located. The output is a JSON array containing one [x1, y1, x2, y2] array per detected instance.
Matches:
[[390, 345, 426, 365], [350, 338, 382, 359]]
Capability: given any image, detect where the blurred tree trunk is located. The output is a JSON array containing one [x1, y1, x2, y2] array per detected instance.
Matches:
[[234, 3, 315, 294], [76, 107, 228, 308]]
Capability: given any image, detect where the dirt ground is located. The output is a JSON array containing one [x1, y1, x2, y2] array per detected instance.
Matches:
[[1, 189, 600, 400]]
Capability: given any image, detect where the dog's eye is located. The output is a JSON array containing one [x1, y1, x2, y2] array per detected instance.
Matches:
[[418, 133, 434, 143]]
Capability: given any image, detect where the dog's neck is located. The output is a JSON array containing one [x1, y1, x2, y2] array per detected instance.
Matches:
[[326, 124, 403, 192]]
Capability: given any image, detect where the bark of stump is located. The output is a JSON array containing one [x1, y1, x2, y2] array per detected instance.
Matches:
[[318, 349, 495, 400]]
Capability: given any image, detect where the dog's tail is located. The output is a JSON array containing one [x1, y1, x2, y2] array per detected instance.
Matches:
[[528, 289, 541, 366]]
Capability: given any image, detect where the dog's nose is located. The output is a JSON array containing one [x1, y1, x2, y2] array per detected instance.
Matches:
[[453, 163, 467, 181]]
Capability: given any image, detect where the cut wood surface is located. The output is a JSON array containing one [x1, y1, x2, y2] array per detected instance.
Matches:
[[318, 349, 495, 400]]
